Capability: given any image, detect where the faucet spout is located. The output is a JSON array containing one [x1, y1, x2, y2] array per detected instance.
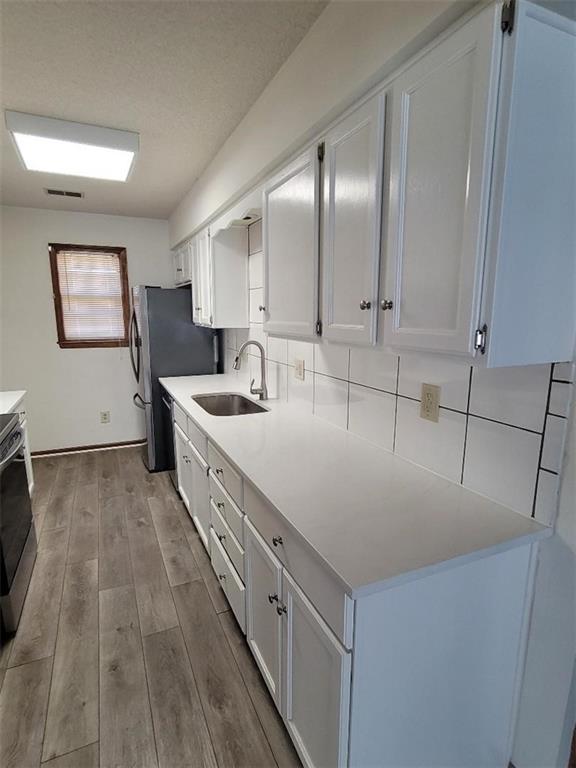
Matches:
[[235, 341, 268, 401]]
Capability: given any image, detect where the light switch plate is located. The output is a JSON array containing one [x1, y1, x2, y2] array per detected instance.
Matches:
[[420, 384, 440, 422], [294, 359, 305, 381]]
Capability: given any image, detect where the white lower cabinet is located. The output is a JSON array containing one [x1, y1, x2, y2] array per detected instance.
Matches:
[[210, 529, 246, 633], [174, 422, 192, 510], [245, 518, 351, 768], [282, 570, 351, 768], [245, 518, 283, 707], [189, 444, 210, 550]]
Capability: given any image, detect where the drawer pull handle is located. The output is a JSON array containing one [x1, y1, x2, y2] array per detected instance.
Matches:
[[272, 536, 283, 547], [276, 604, 287, 616], [218, 574, 226, 581], [259, 305, 266, 312], [216, 502, 225, 509], [268, 593, 278, 604], [217, 533, 226, 543], [215, 468, 224, 475]]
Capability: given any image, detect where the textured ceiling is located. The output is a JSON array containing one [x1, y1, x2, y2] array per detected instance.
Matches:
[[0, 0, 326, 218]]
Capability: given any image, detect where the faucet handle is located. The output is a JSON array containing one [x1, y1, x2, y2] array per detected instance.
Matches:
[[250, 378, 263, 396]]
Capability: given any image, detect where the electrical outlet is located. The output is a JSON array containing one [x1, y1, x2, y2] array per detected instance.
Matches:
[[100, 411, 111, 424], [294, 359, 305, 381], [420, 384, 440, 422]]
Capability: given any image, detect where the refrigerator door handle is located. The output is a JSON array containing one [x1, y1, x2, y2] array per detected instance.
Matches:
[[129, 311, 141, 382], [133, 393, 150, 410]]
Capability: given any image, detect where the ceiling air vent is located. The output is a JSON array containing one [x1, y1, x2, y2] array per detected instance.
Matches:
[[44, 188, 84, 198]]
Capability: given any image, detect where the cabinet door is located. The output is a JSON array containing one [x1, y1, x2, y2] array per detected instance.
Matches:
[[173, 247, 184, 285], [190, 235, 202, 324], [263, 147, 320, 338], [189, 443, 210, 551], [322, 93, 385, 346], [245, 518, 283, 708], [182, 240, 193, 283], [174, 423, 191, 509], [197, 227, 213, 326], [282, 570, 351, 768], [383, 5, 500, 355]]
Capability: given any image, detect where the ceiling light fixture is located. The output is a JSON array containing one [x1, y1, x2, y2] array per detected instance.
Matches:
[[5, 111, 139, 182]]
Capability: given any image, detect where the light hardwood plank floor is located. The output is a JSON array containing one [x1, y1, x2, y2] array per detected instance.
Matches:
[[0, 447, 300, 768]]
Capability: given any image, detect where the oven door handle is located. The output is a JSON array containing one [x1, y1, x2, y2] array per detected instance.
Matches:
[[0, 433, 25, 471]]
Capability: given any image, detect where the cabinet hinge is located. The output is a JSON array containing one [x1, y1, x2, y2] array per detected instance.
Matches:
[[315, 320, 323, 336], [474, 324, 488, 355], [317, 142, 325, 163], [501, 0, 515, 35]]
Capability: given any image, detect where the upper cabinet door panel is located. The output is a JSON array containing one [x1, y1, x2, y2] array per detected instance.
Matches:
[[384, 5, 500, 355], [322, 93, 385, 346], [197, 227, 213, 327], [263, 148, 319, 338]]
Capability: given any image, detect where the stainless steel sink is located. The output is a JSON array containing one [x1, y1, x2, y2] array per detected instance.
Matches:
[[192, 393, 268, 416]]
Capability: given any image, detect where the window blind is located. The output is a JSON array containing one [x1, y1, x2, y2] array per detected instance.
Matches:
[[49, 245, 129, 347]]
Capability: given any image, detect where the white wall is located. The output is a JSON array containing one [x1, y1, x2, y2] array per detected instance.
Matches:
[[169, 0, 472, 246], [0, 206, 172, 452]]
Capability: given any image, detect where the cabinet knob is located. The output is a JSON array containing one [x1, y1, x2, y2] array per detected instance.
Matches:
[[258, 305, 266, 312], [276, 604, 287, 616], [380, 299, 393, 311], [176, 268, 183, 273], [268, 593, 279, 604], [215, 468, 223, 475], [216, 501, 225, 510], [195, 306, 202, 311], [359, 299, 371, 310], [218, 573, 226, 582], [272, 536, 283, 547], [217, 533, 226, 543]]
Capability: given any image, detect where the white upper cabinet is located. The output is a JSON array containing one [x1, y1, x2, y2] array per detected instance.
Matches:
[[191, 226, 248, 329], [322, 93, 386, 346], [383, 4, 500, 356], [263, 147, 320, 338], [383, 1, 576, 365]]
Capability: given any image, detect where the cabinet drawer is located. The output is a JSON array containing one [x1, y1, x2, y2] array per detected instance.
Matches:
[[210, 500, 244, 581], [244, 482, 354, 649], [210, 528, 245, 633], [173, 402, 188, 434], [187, 418, 208, 461], [208, 443, 243, 509], [209, 474, 244, 545]]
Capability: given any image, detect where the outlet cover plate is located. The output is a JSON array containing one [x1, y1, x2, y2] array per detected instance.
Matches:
[[294, 359, 305, 381], [100, 411, 111, 424], [420, 384, 440, 422]]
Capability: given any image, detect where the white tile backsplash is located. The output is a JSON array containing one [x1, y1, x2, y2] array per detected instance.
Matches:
[[314, 342, 349, 380], [249, 288, 264, 323], [397, 352, 470, 412], [287, 339, 314, 371], [469, 364, 549, 432], [541, 415, 567, 473], [265, 360, 288, 401], [548, 381, 572, 418], [313, 373, 349, 430], [287, 367, 313, 414], [534, 470, 560, 526], [348, 384, 395, 452], [463, 416, 541, 516], [349, 348, 398, 394], [267, 336, 288, 365], [247, 323, 266, 350], [553, 361, 575, 382], [395, 398, 466, 482]]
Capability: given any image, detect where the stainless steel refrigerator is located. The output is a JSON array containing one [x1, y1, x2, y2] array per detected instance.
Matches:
[[130, 285, 219, 471]]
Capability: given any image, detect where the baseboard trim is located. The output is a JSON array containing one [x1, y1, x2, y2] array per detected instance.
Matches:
[[32, 439, 146, 457]]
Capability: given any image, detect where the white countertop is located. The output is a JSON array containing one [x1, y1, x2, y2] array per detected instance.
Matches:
[[0, 390, 26, 414], [161, 374, 549, 598]]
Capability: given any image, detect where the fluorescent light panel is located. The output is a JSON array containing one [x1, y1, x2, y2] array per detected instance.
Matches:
[[5, 111, 139, 182]]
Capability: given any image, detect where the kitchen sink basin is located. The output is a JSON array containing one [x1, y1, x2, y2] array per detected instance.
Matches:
[[192, 393, 268, 416]]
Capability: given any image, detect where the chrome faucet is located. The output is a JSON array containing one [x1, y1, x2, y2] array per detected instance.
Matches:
[[233, 341, 268, 401]]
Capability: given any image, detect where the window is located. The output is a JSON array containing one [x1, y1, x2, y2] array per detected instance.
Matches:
[[49, 243, 130, 348]]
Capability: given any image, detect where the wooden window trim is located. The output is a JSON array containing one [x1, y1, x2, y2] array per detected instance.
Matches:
[[49, 243, 130, 349]]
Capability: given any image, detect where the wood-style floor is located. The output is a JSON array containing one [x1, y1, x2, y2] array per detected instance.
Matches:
[[0, 447, 301, 768]]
